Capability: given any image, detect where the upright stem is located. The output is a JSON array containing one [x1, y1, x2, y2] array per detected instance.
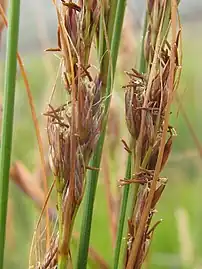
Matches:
[[113, 153, 132, 269], [139, 15, 148, 74], [99, 0, 118, 95], [76, 0, 127, 268], [0, 0, 21, 268]]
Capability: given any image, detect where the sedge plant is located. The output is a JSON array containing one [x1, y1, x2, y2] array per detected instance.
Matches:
[[30, 1, 182, 269], [29, 0, 126, 268], [7, 1, 182, 269], [38, 1, 103, 268], [0, 1, 21, 268], [113, 14, 148, 269], [121, 0, 182, 268]]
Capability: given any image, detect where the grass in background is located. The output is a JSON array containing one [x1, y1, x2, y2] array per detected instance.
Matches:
[[0, 1, 21, 268]]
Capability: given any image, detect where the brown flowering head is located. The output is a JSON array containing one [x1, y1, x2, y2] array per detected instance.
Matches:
[[151, 177, 167, 209], [77, 76, 103, 164], [124, 69, 146, 140], [74, 76, 103, 200], [58, 0, 101, 91], [62, 1, 81, 45], [47, 74, 103, 201], [47, 104, 71, 183]]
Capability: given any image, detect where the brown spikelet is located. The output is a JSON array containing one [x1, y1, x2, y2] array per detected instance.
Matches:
[[124, 70, 146, 139], [160, 134, 173, 170], [151, 178, 167, 209]]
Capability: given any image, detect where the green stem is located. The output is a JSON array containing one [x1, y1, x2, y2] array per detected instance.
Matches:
[[76, 1, 127, 268], [0, 1, 21, 268], [99, 0, 118, 95], [98, 6, 105, 61], [76, 133, 105, 269], [57, 178, 64, 250], [113, 154, 132, 269], [58, 202, 79, 269], [139, 15, 148, 74]]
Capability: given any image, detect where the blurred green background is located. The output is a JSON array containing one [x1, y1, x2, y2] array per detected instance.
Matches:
[[1, 2, 202, 269]]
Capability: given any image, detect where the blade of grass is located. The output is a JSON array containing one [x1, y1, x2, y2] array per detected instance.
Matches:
[[113, 153, 132, 269], [139, 15, 148, 74], [102, 147, 116, 246], [76, 133, 105, 269], [76, 1, 127, 268], [99, 0, 118, 91], [0, 0, 21, 267], [0, 0, 7, 43], [0, 4, 51, 248]]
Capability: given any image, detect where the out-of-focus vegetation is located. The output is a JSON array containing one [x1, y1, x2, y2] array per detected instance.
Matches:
[[1, 8, 202, 269]]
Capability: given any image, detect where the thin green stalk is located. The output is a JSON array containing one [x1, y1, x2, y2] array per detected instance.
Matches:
[[139, 15, 148, 74], [98, 10, 104, 60], [56, 177, 64, 250], [0, 0, 21, 268], [112, 14, 148, 269], [113, 153, 132, 269], [76, 1, 127, 268], [76, 133, 105, 269], [99, 0, 118, 94]]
